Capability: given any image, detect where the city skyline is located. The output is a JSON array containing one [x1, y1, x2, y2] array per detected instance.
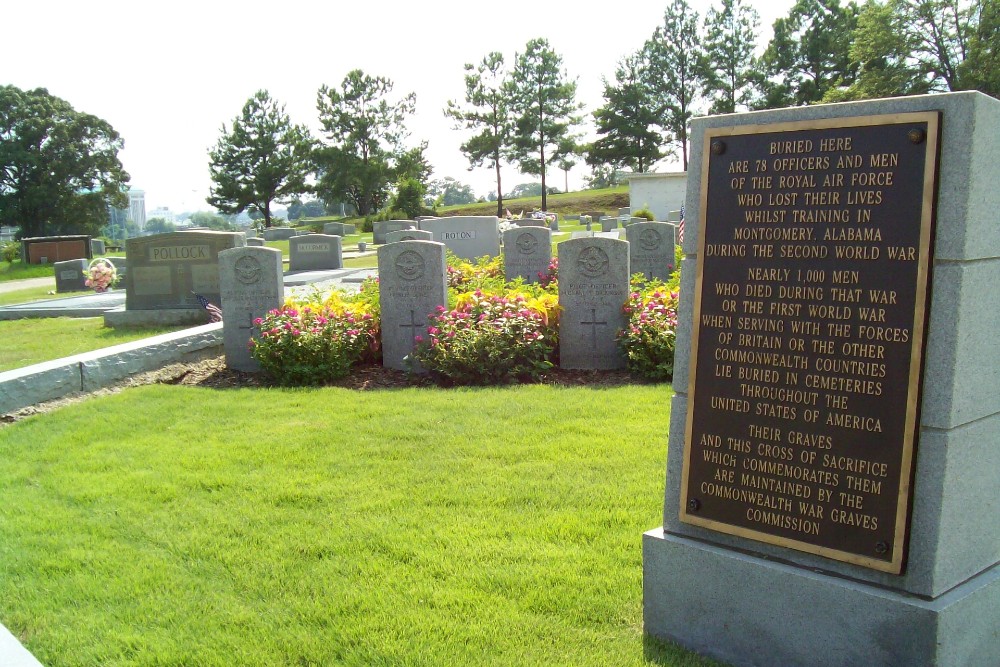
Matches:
[[6, 0, 793, 213]]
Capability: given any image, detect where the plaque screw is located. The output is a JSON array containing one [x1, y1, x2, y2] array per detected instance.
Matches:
[[711, 141, 726, 155], [688, 498, 701, 512], [875, 541, 889, 555], [908, 128, 926, 144]]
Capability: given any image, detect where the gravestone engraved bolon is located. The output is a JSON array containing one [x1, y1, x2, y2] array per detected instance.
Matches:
[[644, 92, 1000, 667], [219, 246, 284, 372], [626, 221, 676, 280], [377, 241, 448, 371], [124, 230, 244, 310], [419, 216, 500, 260], [288, 234, 342, 271], [558, 237, 629, 370], [503, 227, 551, 284]]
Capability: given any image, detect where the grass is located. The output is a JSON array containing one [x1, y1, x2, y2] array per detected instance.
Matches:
[[0, 286, 61, 307], [0, 382, 719, 667], [0, 260, 54, 282], [0, 318, 189, 372]]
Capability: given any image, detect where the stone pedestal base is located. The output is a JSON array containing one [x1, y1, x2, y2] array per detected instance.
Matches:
[[643, 529, 1000, 667]]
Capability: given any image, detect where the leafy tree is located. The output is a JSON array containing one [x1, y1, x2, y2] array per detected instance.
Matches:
[[0, 85, 129, 239], [757, 0, 860, 108], [207, 90, 312, 229], [585, 165, 629, 189], [505, 182, 559, 199], [145, 217, 176, 234], [394, 141, 433, 186], [506, 38, 583, 211], [963, 0, 1000, 96], [315, 70, 416, 216], [444, 52, 514, 216], [644, 0, 704, 170], [391, 178, 426, 219], [427, 177, 477, 206], [287, 198, 329, 220], [589, 52, 665, 173], [189, 211, 235, 230], [700, 0, 762, 114]]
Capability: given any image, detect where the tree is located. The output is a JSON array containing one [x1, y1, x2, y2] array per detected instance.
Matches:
[[963, 0, 1000, 96], [391, 178, 426, 218], [445, 52, 514, 217], [315, 70, 416, 216], [145, 217, 176, 234], [757, 0, 860, 108], [286, 198, 328, 220], [0, 85, 129, 239], [189, 211, 234, 230], [585, 165, 629, 189], [644, 0, 704, 170], [207, 90, 312, 229], [505, 182, 559, 199], [426, 177, 477, 206], [700, 0, 762, 114], [506, 38, 583, 212], [589, 52, 666, 173]]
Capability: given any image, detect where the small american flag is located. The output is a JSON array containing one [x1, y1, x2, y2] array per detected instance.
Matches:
[[193, 292, 223, 323], [677, 204, 685, 244]]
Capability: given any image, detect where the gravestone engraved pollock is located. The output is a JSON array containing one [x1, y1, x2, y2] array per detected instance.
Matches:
[[219, 246, 284, 372], [503, 227, 551, 284], [680, 112, 940, 573], [378, 241, 448, 371], [558, 237, 629, 370], [124, 231, 244, 310], [626, 221, 676, 281]]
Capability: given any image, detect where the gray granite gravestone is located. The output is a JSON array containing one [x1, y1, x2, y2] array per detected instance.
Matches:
[[107, 257, 127, 280], [514, 218, 546, 227], [644, 91, 1000, 667], [557, 237, 629, 370], [54, 258, 89, 292], [618, 207, 631, 216], [262, 227, 297, 241], [386, 229, 432, 244], [288, 234, 342, 271], [219, 246, 284, 372], [246, 237, 265, 247], [90, 239, 106, 255], [626, 221, 676, 281], [503, 227, 551, 284], [377, 241, 448, 372], [373, 220, 414, 245], [124, 230, 244, 310], [600, 216, 618, 232], [419, 216, 500, 260]]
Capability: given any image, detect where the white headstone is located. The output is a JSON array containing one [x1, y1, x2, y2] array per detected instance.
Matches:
[[219, 246, 284, 372]]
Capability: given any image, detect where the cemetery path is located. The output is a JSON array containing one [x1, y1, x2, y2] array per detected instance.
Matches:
[[0, 277, 54, 293]]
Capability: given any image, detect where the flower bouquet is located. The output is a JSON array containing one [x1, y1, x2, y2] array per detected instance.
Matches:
[[83, 258, 119, 293]]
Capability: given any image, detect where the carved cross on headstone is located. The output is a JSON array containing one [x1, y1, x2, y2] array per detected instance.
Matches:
[[399, 309, 423, 349], [581, 308, 608, 351]]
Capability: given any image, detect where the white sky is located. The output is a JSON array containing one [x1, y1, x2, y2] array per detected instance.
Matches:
[[5, 0, 794, 213]]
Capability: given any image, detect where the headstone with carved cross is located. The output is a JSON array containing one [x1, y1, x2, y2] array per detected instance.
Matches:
[[219, 246, 284, 372], [503, 226, 551, 284], [626, 221, 677, 281], [377, 240, 448, 371], [557, 237, 629, 369]]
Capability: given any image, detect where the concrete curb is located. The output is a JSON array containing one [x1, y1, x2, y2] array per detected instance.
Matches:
[[0, 623, 42, 667], [0, 322, 223, 415]]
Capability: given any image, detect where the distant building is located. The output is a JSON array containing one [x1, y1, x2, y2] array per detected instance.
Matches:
[[147, 206, 176, 224], [129, 188, 147, 230]]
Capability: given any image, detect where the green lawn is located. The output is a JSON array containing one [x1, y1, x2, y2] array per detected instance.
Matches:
[[0, 382, 719, 667], [0, 260, 54, 282], [0, 286, 61, 307], [0, 318, 189, 372]]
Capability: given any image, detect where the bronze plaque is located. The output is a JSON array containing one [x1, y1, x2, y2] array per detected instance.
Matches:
[[680, 112, 940, 573]]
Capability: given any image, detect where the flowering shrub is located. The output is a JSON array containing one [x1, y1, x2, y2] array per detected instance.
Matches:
[[537, 256, 558, 289], [411, 289, 559, 385], [83, 258, 119, 292], [250, 287, 380, 386], [617, 277, 679, 381], [445, 251, 504, 292]]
